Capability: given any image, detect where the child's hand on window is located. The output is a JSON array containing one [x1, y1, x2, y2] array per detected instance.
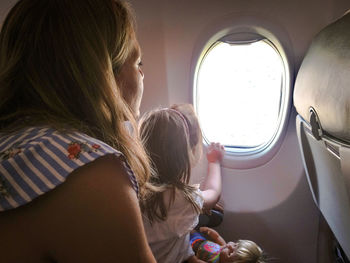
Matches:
[[206, 142, 225, 163]]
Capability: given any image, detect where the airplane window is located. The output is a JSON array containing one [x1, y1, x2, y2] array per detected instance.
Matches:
[[195, 38, 287, 153]]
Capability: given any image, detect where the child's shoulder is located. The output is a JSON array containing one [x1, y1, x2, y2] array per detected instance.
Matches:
[[164, 187, 204, 223], [173, 186, 203, 207]]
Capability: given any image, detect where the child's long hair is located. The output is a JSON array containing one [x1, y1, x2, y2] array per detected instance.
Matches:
[[171, 104, 203, 165], [0, 0, 150, 196], [140, 104, 203, 223]]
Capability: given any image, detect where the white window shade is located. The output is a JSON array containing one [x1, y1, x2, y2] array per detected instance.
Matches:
[[195, 38, 286, 152]]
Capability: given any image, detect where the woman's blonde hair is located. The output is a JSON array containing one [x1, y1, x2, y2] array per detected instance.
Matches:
[[139, 105, 202, 223], [0, 0, 150, 195], [233, 240, 266, 263]]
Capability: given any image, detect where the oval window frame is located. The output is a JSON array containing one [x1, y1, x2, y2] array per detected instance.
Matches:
[[191, 18, 294, 169]]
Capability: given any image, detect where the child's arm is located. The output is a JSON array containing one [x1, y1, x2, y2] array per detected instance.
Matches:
[[200, 142, 225, 210]]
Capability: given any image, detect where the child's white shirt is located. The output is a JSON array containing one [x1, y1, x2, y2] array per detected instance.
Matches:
[[143, 187, 204, 263]]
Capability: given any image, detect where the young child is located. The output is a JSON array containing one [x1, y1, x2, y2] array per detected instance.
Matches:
[[190, 227, 265, 263], [139, 103, 225, 263]]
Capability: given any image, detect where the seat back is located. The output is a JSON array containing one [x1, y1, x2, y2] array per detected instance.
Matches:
[[294, 12, 350, 259]]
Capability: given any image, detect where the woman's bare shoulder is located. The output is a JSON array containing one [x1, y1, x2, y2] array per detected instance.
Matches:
[[0, 155, 155, 263]]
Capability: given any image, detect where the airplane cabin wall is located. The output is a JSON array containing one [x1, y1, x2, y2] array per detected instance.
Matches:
[[129, 0, 350, 262], [131, 0, 349, 112], [0, 0, 349, 262]]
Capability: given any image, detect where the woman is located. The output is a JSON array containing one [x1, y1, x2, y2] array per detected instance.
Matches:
[[0, 0, 155, 262]]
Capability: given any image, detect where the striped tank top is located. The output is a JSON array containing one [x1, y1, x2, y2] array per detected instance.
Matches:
[[0, 127, 139, 211]]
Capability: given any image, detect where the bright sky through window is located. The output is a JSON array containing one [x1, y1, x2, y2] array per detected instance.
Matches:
[[196, 40, 284, 148]]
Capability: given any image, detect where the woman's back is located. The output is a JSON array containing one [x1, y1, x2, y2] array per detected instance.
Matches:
[[0, 154, 150, 262], [0, 128, 152, 262]]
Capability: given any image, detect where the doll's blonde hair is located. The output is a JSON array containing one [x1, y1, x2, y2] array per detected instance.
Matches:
[[0, 0, 150, 195], [232, 240, 266, 263], [139, 105, 202, 223]]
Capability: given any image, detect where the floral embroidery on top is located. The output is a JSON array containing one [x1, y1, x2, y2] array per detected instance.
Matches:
[[0, 177, 10, 198], [67, 141, 101, 159], [0, 142, 22, 161]]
